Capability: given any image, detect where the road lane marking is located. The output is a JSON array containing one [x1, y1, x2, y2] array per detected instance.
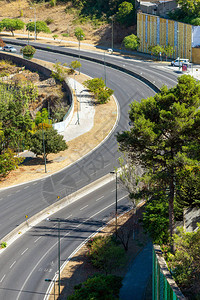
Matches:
[[104, 163, 110, 168], [17, 193, 129, 300], [24, 186, 29, 189], [21, 248, 28, 255], [15, 190, 20, 193], [33, 182, 37, 185], [0, 275, 5, 283], [80, 205, 88, 211], [10, 261, 16, 269], [34, 237, 42, 243], [96, 196, 104, 201], [65, 214, 72, 219], [0, 198, 3, 201], [111, 189, 115, 193], [9, 215, 16, 220]]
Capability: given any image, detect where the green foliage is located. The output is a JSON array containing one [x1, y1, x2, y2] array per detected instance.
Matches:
[[34, 108, 49, 126], [0, 81, 36, 152], [62, 33, 69, 37], [29, 127, 67, 159], [52, 34, 58, 40], [68, 60, 81, 74], [168, 226, 200, 298], [164, 45, 174, 60], [74, 26, 85, 41], [83, 78, 113, 103], [21, 45, 36, 59], [123, 34, 140, 51], [0, 148, 23, 178], [20, 9, 23, 17], [116, 1, 134, 26], [86, 236, 125, 274], [175, 167, 200, 220], [51, 62, 68, 82], [148, 45, 164, 57], [142, 192, 169, 244], [176, 0, 200, 17], [26, 21, 51, 39], [50, 0, 56, 7], [1, 18, 24, 36], [190, 17, 200, 25], [1, 242, 7, 248], [117, 75, 200, 244], [67, 273, 122, 300]]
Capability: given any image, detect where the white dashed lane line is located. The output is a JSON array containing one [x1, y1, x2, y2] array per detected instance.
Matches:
[[65, 214, 72, 219], [9, 261, 16, 269], [0, 275, 5, 283], [96, 196, 104, 201], [80, 205, 88, 211], [24, 186, 29, 189], [21, 248, 28, 256], [34, 237, 42, 243]]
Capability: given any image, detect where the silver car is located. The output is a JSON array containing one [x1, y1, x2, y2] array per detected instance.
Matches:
[[3, 45, 17, 53]]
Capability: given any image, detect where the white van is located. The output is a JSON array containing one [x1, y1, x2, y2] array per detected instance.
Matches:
[[171, 58, 189, 67]]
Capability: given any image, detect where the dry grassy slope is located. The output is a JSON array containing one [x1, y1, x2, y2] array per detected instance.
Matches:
[[0, 0, 135, 46]]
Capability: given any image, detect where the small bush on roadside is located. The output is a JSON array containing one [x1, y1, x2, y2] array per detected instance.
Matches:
[[86, 236, 126, 274], [1, 242, 7, 248]]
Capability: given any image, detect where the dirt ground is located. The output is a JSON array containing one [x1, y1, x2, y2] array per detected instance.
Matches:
[[48, 204, 150, 300]]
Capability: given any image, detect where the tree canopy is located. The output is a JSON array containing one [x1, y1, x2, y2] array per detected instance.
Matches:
[[26, 21, 51, 39], [1, 18, 24, 36], [123, 34, 140, 51], [117, 75, 200, 249], [29, 127, 67, 159], [116, 1, 134, 26]]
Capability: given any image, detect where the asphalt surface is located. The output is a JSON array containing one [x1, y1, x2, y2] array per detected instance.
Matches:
[[0, 41, 179, 299], [0, 180, 131, 300]]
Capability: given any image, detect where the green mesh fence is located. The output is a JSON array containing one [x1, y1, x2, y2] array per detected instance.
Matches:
[[152, 246, 185, 300]]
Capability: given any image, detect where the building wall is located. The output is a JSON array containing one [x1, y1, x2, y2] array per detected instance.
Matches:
[[137, 13, 192, 60]]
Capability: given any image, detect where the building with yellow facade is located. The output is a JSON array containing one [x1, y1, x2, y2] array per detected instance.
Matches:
[[137, 12, 200, 63]]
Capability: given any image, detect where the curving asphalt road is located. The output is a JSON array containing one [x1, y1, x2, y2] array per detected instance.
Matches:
[[0, 41, 179, 299]]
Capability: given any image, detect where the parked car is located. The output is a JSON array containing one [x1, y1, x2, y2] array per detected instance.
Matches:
[[3, 45, 17, 53], [171, 58, 189, 67]]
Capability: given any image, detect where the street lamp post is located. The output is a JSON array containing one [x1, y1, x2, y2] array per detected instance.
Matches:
[[58, 218, 61, 296], [109, 16, 114, 51], [110, 171, 118, 237], [104, 51, 107, 86], [78, 35, 83, 74], [30, 7, 36, 41], [74, 73, 80, 125], [42, 123, 47, 173]]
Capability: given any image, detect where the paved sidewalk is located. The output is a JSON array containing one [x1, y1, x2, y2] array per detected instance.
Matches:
[[62, 78, 95, 142], [119, 242, 153, 300]]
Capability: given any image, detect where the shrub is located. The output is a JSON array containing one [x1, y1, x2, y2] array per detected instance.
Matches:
[[123, 34, 140, 51], [83, 78, 113, 104], [68, 274, 122, 300], [1, 242, 7, 248], [86, 236, 125, 274], [62, 33, 69, 37], [21, 45, 36, 59], [52, 34, 58, 40]]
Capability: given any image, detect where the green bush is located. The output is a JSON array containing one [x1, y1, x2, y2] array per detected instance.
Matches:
[[62, 33, 69, 37], [86, 236, 125, 274], [83, 78, 113, 104], [68, 273, 122, 300], [21, 45, 36, 59], [123, 34, 140, 51], [1, 242, 7, 248]]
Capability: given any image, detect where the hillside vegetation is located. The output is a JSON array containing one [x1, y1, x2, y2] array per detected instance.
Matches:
[[0, 0, 136, 46]]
